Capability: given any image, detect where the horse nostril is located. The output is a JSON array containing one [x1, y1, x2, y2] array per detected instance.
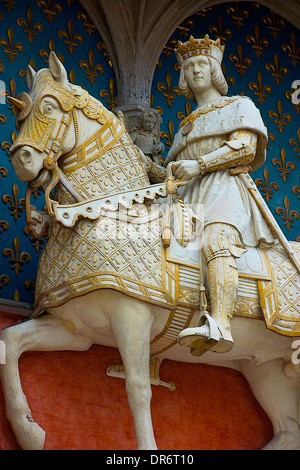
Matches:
[[21, 149, 31, 159], [18, 147, 33, 164]]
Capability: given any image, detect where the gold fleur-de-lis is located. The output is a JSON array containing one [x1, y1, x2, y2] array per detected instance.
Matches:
[[79, 49, 104, 85], [13, 289, 20, 302], [58, 19, 83, 55], [1, 129, 17, 154], [2, 183, 26, 221], [178, 18, 195, 40], [195, 8, 213, 20], [0, 26, 24, 63], [267, 132, 276, 150], [282, 32, 300, 67], [2, 1, 18, 13], [285, 89, 300, 115], [39, 38, 65, 63], [0, 274, 9, 295], [99, 78, 117, 110], [0, 220, 9, 234], [37, 0, 63, 24], [69, 68, 76, 84], [19, 57, 36, 81], [3, 236, 31, 276], [6, 77, 17, 116], [25, 278, 35, 299], [265, 53, 289, 85], [161, 119, 174, 148], [246, 24, 269, 58], [226, 2, 249, 30], [162, 37, 179, 60], [263, 11, 285, 39], [269, 99, 292, 133], [272, 147, 295, 182], [176, 101, 192, 122], [17, 8, 43, 43], [150, 94, 163, 116], [209, 15, 232, 43], [292, 185, 300, 200], [0, 167, 8, 180], [96, 41, 112, 66], [248, 70, 272, 105], [254, 167, 279, 203], [157, 72, 180, 108], [77, 11, 96, 37], [289, 128, 300, 158], [24, 226, 47, 252], [275, 195, 299, 231], [229, 43, 252, 77]]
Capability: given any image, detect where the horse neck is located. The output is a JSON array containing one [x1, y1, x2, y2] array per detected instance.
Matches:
[[55, 108, 150, 204]]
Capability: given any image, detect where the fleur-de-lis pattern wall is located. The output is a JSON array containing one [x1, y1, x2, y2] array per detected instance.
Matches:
[[0, 0, 299, 306]]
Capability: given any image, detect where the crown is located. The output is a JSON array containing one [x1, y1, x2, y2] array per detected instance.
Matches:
[[175, 34, 225, 66]]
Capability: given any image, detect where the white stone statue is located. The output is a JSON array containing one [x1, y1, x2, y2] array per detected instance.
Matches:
[[130, 110, 164, 165], [166, 34, 276, 354], [1, 48, 300, 451]]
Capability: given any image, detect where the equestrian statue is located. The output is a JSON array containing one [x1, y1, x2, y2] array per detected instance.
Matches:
[[1, 34, 300, 450]]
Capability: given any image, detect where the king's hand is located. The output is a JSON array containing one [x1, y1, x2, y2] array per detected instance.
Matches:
[[171, 160, 203, 180]]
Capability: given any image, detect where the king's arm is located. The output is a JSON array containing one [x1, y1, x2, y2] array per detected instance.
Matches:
[[171, 129, 258, 180], [197, 129, 257, 174]]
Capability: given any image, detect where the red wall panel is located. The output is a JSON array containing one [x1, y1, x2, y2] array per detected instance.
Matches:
[[0, 312, 273, 450]]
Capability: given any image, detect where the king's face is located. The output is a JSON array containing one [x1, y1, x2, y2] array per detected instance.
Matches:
[[183, 55, 213, 95]]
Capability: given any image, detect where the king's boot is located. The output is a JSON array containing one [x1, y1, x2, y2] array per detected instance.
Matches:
[[177, 256, 238, 355]]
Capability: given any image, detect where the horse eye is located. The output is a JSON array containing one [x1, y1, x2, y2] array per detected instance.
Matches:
[[44, 103, 53, 113]]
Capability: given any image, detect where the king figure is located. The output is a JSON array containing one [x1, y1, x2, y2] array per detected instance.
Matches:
[[165, 34, 275, 353]]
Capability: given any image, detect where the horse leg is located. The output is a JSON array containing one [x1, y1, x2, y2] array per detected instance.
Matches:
[[239, 358, 300, 450], [0, 315, 92, 450], [109, 302, 157, 450]]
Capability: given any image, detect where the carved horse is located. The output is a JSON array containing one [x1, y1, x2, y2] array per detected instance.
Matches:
[[1, 52, 300, 450]]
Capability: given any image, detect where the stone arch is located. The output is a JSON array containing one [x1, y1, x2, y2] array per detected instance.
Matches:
[[80, 0, 300, 106]]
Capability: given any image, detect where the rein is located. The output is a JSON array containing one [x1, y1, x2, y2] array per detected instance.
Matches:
[[43, 108, 80, 216]]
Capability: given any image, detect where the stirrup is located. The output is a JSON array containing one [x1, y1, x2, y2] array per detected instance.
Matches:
[[177, 311, 221, 356]]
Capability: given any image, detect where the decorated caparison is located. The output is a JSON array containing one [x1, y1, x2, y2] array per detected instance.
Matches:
[[1, 30, 300, 451]]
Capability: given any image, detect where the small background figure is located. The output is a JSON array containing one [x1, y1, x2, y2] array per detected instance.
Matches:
[[130, 110, 164, 165]]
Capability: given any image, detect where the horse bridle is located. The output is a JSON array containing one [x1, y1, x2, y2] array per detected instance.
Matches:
[[42, 106, 81, 216], [21, 105, 82, 240]]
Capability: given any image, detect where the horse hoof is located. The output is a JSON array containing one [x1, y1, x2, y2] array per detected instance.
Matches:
[[14, 419, 45, 450], [262, 431, 300, 450]]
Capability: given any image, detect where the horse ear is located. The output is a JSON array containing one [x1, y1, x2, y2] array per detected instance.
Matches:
[[48, 51, 69, 87], [26, 64, 36, 90]]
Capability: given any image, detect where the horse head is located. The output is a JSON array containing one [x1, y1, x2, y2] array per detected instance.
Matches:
[[8, 52, 88, 188]]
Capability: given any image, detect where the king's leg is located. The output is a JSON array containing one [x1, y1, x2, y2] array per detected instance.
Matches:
[[178, 223, 241, 355]]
